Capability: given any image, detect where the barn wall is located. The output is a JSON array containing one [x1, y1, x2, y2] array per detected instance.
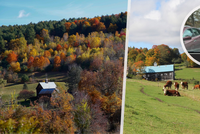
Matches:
[[36, 84, 43, 98], [144, 71, 174, 81]]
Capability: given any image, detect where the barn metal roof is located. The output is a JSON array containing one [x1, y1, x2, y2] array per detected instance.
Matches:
[[39, 82, 56, 89], [39, 88, 59, 95], [39, 88, 55, 94], [144, 64, 174, 73]]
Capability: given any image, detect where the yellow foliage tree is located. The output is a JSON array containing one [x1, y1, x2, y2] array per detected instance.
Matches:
[[101, 93, 121, 115], [90, 37, 101, 48], [67, 47, 75, 55], [9, 62, 21, 72], [68, 35, 76, 45], [29, 48, 37, 57]]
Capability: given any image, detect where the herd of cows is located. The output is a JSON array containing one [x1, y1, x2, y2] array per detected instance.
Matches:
[[162, 81, 198, 96]]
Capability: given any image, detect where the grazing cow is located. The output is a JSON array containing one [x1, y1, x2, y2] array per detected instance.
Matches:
[[163, 81, 172, 89], [193, 85, 200, 90], [163, 89, 181, 96], [174, 82, 179, 90], [180, 82, 188, 90]]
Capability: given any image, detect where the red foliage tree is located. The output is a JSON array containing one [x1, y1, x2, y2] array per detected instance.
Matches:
[[27, 56, 34, 68], [56, 44, 62, 51], [17, 90, 35, 101]]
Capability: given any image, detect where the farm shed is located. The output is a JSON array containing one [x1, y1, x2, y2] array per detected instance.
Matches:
[[36, 79, 59, 98], [143, 64, 174, 81]]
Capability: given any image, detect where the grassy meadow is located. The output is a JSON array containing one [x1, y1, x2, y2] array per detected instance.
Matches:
[[124, 64, 200, 134]]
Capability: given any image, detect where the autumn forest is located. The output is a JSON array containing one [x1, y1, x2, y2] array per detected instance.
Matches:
[[0, 12, 127, 133], [127, 44, 199, 78]]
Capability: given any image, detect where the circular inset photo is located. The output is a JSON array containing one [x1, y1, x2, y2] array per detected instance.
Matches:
[[181, 6, 200, 65]]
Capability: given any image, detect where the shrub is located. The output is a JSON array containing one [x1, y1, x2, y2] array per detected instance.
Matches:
[[21, 74, 29, 83], [0, 78, 7, 87], [132, 75, 143, 80], [17, 90, 35, 101], [127, 73, 133, 78]]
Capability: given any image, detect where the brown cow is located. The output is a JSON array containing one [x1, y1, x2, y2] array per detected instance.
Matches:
[[180, 82, 188, 90], [193, 85, 200, 90], [163, 81, 172, 89], [174, 82, 179, 90], [163, 89, 181, 96]]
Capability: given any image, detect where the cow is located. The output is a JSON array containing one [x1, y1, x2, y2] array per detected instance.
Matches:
[[163, 89, 181, 96], [163, 81, 172, 89], [193, 85, 200, 90], [180, 82, 188, 90], [174, 82, 179, 90]]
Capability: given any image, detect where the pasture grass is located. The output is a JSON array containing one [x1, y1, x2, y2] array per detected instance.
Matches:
[[124, 79, 200, 134], [175, 64, 200, 81]]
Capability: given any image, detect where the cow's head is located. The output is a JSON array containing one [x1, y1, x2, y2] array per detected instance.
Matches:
[[174, 82, 176, 86], [163, 88, 167, 94], [162, 86, 166, 90], [176, 91, 180, 96], [180, 82, 183, 85]]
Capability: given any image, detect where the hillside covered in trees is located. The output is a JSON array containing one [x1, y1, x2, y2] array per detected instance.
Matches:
[[127, 44, 199, 78], [0, 12, 126, 133]]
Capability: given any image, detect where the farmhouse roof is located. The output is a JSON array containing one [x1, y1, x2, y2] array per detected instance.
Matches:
[[39, 88, 59, 95], [39, 82, 56, 89], [144, 64, 174, 73]]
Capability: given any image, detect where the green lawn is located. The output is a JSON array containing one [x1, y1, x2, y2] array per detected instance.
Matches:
[[175, 64, 200, 80]]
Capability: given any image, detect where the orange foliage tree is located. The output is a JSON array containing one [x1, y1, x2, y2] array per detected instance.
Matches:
[[132, 60, 145, 74], [64, 22, 72, 32], [145, 47, 160, 66], [97, 22, 106, 32], [44, 50, 51, 58], [66, 54, 76, 64], [54, 56, 61, 68], [6, 51, 18, 63], [60, 52, 66, 63], [37, 56, 50, 70], [33, 57, 40, 69]]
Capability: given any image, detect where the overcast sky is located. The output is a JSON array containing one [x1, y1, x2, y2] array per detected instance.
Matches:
[[0, 0, 128, 26], [128, 0, 200, 53]]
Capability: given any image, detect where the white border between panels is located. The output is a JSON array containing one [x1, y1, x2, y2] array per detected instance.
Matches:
[[120, 0, 131, 133], [180, 5, 200, 65]]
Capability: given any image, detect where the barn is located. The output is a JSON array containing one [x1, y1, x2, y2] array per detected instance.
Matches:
[[36, 79, 59, 98], [143, 63, 175, 81]]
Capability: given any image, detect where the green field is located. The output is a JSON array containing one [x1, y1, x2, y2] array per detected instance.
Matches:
[[124, 65, 200, 134]]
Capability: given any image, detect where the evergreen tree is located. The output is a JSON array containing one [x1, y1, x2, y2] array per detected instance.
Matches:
[[23, 83, 28, 90], [0, 36, 5, 53], [25, 25, 36, 44]]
